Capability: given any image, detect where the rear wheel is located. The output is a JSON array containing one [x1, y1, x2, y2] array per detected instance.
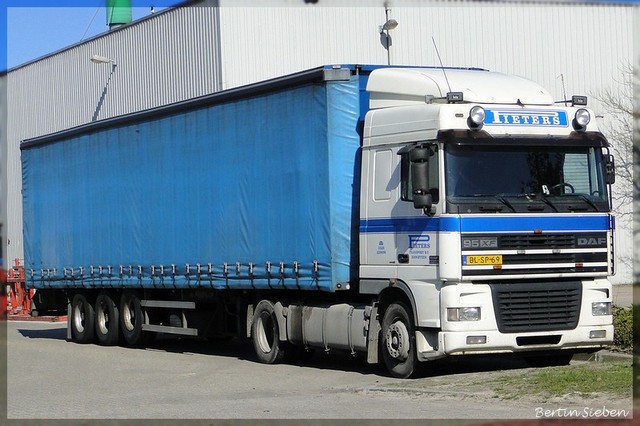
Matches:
[[120, 290, 143, 346], [251, 300, 289, 364], [95, 291, 120, 346], [70, 293, 95, 343], [381, 302, 418, 378]]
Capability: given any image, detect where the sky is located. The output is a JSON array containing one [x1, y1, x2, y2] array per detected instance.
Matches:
[[1, 0, 638, 72], [1, 1, 175, 72]]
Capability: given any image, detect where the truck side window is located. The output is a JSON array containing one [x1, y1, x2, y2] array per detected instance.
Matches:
[[400, 144, 439, 203]]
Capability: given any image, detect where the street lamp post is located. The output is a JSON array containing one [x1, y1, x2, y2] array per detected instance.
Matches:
[[379, 5, 398, 66], [90, 54, 118, 121]]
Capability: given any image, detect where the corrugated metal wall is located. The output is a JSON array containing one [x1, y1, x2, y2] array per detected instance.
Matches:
[[219, 3, 633, 103], [4, 0, 635, 283], [5, 2, 222, 265]]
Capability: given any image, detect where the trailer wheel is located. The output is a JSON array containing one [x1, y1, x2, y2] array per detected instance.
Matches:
[[251, 300, 288, 364], [381, 302, 417, 379], [70, 293, 95, 343], [120, 291, 143, 346], [95, 291, 120, 346]]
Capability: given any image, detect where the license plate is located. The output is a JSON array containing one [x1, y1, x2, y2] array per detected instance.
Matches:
[[464, 255, 503, 265]]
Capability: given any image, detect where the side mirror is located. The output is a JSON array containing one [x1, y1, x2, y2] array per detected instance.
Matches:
[[604, 154, 615, 185], [412, 191, 433, 211], [410, 146, 434, 212]]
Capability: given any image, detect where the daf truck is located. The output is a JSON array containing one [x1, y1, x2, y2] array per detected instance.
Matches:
[[21, 65, 615, 378]]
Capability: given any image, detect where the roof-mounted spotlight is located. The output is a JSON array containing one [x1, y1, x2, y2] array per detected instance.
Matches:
[[468, 106, 486, 130], [572, 108, 591, 131]]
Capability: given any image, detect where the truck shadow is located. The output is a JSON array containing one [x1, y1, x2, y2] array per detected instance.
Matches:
[[146, 336, 532, 378], [17, 326, 67, 340], [147, 336, 387, 376], [16, 324, 530, 378]]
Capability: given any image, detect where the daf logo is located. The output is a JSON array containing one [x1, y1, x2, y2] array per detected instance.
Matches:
[[576, 237, 606, 246], [462, 237, 498, 249]]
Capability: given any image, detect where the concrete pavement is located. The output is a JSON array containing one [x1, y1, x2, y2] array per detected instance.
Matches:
[[612, 284, 634, 307]]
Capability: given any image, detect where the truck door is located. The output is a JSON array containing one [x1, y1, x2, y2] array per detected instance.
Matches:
[[394, 143, 440, 268], [362, 148, 398, 267], [360, 143, 440, 269]]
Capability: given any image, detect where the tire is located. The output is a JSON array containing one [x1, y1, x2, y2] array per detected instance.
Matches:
[[381, 302, 418, 379], [70, 293, 95, 343], [251, 300, 289, 364], [95, 291, 120, 346], [119, 290, 143, 346], [524, 352, 574, 368]]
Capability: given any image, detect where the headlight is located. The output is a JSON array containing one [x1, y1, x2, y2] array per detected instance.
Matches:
[[468, 106, 486, 129], [573, 108, 591, 131], [592, 302, 611, 316], [447, 307, 481, 321]]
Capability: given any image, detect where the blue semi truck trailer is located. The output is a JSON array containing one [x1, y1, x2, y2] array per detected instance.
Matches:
[[21, 65, 616, 378]]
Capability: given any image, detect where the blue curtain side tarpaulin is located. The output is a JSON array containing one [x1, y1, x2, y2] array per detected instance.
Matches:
[[22, 78, 363, 292]]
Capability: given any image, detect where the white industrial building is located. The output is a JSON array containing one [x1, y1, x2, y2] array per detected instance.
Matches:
[[1, 0, 636, 284]]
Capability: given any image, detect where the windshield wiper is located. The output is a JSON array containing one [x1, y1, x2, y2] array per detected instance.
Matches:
[[464, 194, 517, 212], [530, 193, 559, 212], [566, 194, 600, 212], [494, 194, 517, 212]]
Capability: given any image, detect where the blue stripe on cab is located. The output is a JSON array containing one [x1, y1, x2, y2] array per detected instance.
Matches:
[[360, 215, 611, 233]]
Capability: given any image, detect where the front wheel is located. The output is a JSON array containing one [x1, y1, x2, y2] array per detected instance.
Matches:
[[251, 300, 289, 364], [381, 302, 418, 378]]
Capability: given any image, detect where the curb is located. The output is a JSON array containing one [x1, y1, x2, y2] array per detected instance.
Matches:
[[7, 314, 67, 322], [573, 349, 632, 363]]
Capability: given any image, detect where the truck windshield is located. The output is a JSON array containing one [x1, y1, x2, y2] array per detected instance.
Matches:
[[445, 143, 610, 213]]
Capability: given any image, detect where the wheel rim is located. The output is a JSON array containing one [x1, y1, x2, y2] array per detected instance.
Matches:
[[97, 300, 109, 334], [386, 320, 410, 361], [255, 312, 274, 354], [123, 300, 135, 332], [73, 303, 85, 333]]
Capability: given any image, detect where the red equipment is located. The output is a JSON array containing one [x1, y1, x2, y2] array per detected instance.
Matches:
[[7, 258, 33, 316]]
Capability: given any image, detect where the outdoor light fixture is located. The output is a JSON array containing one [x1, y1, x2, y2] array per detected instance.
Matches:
[[90, 54, 117, 66], [379, 4, 398, 65], [379, 18, 398, 33], [90, 54, 118, 122]]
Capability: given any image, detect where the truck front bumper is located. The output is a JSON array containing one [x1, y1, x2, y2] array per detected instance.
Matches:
[[416, 325, 613, 361], [445, 324, 614, 355]]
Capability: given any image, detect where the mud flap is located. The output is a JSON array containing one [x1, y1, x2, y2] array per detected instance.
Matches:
[[367, 304, 381, 364]]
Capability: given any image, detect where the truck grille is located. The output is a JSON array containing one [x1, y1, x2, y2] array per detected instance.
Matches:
[[499, 234, 576, 249], [490, 280, 582, 333], [461, 232, 609, 277]]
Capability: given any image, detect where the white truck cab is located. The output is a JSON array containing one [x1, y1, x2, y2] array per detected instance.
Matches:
[[359, 67, 614, 373]]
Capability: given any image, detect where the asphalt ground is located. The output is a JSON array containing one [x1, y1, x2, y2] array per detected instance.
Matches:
[[4, 320, 632, 421]]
